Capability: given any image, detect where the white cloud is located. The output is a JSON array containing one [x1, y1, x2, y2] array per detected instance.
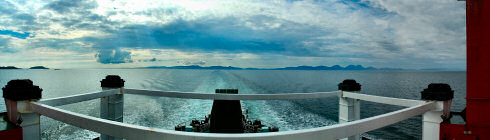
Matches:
[[0, 0, 466, 69]]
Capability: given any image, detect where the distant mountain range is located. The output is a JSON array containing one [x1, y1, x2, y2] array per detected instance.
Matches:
[[0, 66, 50, 69], [145, 65, 242, 70], [143, 65, 406, 71]]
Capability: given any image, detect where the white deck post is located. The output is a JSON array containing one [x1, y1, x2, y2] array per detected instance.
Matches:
[[338, 79, 361, 140], [420, 83, 454, 140], [422, 101, 443, 140], [100, 75, 125, 140], [18, 101, 41, 140], [2, 79, 42, 140]]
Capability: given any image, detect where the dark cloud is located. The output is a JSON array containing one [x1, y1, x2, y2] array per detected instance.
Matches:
[[377, 40, 400, 52], [0, 0, 40, 31], [0, 0, 17, 15], [139, 58, 157, 62], [340, 0, 395, 16], [95, 49, 133, 64], [45, 0, 96, 14], [14, 13, 35, 23], [43, 0, 115, 31], [74, 16, 339, 57]]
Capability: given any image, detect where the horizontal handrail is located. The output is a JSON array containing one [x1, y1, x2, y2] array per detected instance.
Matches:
[[38, 89, 119, 106], [342, 91, 426, 107], [37, 89, 424, 107], [30, 101, 436, 140], [36, 89, 424, 108], [124, 89, 340, 100]]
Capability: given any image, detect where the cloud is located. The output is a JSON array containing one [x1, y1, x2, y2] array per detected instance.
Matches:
[[177, 60, 206, 66], [104, 18, 303, 52], [0, 0, 42, 31], [45, 0, 95, 14], [138, 58, 157, 62], [0, 0, 18, 15], [0, 0, 467, 69], [61, 14, 346, 59], [365, 0, 466, 59], [0, 36, 18, 53], [95, 49, 133, 64]]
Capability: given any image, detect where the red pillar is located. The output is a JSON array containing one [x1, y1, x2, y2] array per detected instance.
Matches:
[[466, 0, 490, 139], [441, 1, 490, 139]]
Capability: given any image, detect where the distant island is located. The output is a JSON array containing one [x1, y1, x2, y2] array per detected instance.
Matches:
[[0, 66, 20, 69], [145, 65, 242, 70], [143, 65, 405, 71], [274, 65, 375, 70], [29, 66, 49, 69]]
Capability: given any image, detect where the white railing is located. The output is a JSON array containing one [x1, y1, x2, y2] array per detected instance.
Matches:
[[23, 88, 443, 140]]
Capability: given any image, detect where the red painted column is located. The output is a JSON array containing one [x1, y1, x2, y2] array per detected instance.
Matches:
[[466, 0, 490, 139]]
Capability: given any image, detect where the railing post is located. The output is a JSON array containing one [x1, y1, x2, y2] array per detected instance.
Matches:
[[100, 75, 124, 140], [338, 79, 361, 140], [2, 79, 42, 140], [421, 83, 454, 140]]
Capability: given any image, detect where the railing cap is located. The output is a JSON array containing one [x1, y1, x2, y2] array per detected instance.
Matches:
[[2, 79, 42, 101], [421, 83, 454, 101], [338, 79, 361, 91], [101, 75, 125, 88]]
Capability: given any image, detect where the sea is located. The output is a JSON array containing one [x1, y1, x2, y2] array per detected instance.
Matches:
[[0, 69, 466, 140]]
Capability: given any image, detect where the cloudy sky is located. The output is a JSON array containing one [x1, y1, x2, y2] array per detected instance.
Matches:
[[0, 0, 466, 69]]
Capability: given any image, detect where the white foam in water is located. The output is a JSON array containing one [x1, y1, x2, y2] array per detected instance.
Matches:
[[242, 100, 337, 131], [125, 73, 227, 130], [124, 95, 168, 127], [58, 129, 99, 140], [242, 101, 288, 128], [219, 71, 338, 131]]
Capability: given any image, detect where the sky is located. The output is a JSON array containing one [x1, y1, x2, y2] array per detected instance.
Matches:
[[0, 0, 466, 69]]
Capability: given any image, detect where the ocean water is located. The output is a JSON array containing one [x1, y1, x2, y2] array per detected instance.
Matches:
[[0, 69, 466, 140]]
